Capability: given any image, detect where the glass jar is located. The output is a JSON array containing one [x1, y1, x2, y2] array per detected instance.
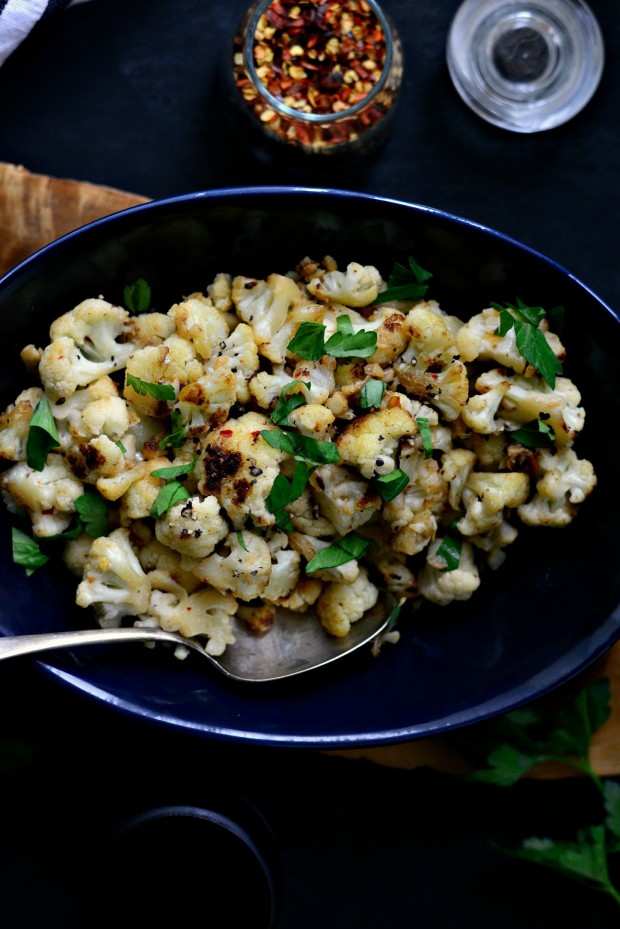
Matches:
[[228, 0, 404, 159]]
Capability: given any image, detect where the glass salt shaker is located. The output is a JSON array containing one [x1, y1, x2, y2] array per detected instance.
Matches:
[[446, 0, 604, 133], [228, 0, 404, 159]]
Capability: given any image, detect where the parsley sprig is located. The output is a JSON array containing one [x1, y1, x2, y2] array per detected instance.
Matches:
[[458, 677, 620, 907], [123, 277, 151, 314], [306, 532, 370, 573], [149, 457, 197, 519], [287, 316, 377, 362], [492, 298, 563, 389], [373, 255, 432, 305], [26, 397, 61, 471]]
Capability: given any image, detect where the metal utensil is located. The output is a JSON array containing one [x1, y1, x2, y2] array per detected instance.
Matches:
[[0, 597, 395, 683]]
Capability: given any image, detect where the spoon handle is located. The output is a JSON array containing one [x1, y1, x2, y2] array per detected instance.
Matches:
[[0, 627, 184, 660]]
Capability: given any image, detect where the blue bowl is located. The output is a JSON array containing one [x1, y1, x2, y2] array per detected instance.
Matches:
[[0, 187, 618, 747]]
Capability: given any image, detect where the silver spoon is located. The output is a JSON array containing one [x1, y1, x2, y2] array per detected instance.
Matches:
[[0, 597, 395, 683]]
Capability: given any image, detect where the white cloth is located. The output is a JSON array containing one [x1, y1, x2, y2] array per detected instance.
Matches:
[[0, 0, 89, 68]]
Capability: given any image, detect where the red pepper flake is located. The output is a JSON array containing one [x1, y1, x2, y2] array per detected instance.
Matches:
[[232, 0, 403, 154]]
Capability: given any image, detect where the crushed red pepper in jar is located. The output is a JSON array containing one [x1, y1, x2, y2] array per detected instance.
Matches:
[[230, 0, 403, 156]]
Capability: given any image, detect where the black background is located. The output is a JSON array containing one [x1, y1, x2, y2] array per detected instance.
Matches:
[[0, 1, 619, 926]]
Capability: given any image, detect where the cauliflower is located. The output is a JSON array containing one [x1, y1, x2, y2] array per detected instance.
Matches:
[[207, 272, 233, 313], [66, 434, 125, 483], [193, 530, 272, 601], [441, 448, 477, 510], [168, 292, 230, 360], [309, 464, 381, 536], [0, 453, 84, 536], [49, 298, 138, 369], [288, 532, 360, 584], [291, 356, 337, 405], [468, 368, 585, 444], [382, 444, 448, 556], [418, 538, 481, 606], [137, 537, 201, 593], [288, 404, 335, 440], [0, 386, 43, 461], [273, 575, 324, 612], [176, 324, 260, 434], [154, 495, 229, 558], [144, 587, 237, 656], [76, 527, 151, 626], [198, 412, 285, 528], [336, 407, 417, 479], [317, 567, 379, 636], [518, 447, 597, 527], [262, 531, 301, 602], [457, 471, 530, 536], [78, 395, 135, 441], [123, 335, 204, 418], [39, 336, 120, 401], [457, 306, 565, 373], [285, 486, 336, 538], [232, 272, 305, 362], [307, 262, 382, 307]]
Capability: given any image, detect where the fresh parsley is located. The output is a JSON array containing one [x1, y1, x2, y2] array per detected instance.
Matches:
[[286, 322, 326, 362], [323, 315, 377, 359], [510, 419, 555, 448], [287, 316, 377, 362], [270, 381, 310, 428], [75, 490, 109, 538], [492, 298, 563, 389], [261, 429, 340, 466], [150, 480, 190, 519], [11, 527, 50, 575], [373, 255, 432, 305], [26, 397, 60, 471], [435, 525, 462, 572], [115, 439, 127, 454], [150, 456, 197, 481], [373, 469, 409, 502], [237, 530, 249, 552], [306, 532, 370, 573], [149, 457, 196, 518], [124, 277, 151, 314], [265, 460, 314, 531], [457, 678, 620, 907], [416, 416, 433, 459], [126, 373, 176, 403], [159, 410, 187, 450], [359, 379, 386, 410]]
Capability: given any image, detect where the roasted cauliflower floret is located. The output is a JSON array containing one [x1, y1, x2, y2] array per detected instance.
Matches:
[[168, 292, 230, 360], [75, 527, 151, 626], [78, 395, 134, 441], [193, 530, 272, 601], [441, 448, 477, 510], [382, 443, 448, 556], [418, 537, 481, 606], [469, 368, 585, 444], [288, 404, 335, 440], [336, 407, 416, 479], [457, 471, 530, 536], [262, 531, 301, 602], [39, 336, 119, 401], [317, 567, 379, 636], [0, 386, 43, 461], [207, 272, 233, 313], [49, 298, 138, 369], [198, 412, 285, 528], [145, 587, 237, 656], [291, 356, 337, 405], [517, 447, 597, 527], [456, 306, 565, 373], [232, 272, 305, 363], [310, 464, 381, 536], [154, 495, 228, 559], [307, 262, 382, 308], [123, 335, 204, 418], [0, 453, 84, 536]]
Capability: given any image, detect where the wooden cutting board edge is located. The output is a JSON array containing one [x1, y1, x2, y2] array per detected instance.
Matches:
[[2, 161, 618, 778]]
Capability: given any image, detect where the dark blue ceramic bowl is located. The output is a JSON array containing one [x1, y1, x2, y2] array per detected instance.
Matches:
[[0, 187, 618, 747]]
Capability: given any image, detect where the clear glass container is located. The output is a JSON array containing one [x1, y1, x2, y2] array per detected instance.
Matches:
[[228, 0, 404, 158], [446, 0, 604, 133]]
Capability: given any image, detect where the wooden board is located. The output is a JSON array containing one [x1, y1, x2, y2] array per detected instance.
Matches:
[[1, 161, 618, 777]]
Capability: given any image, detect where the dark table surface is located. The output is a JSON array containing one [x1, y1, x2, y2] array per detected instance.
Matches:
[[1, 1, 619, 926]]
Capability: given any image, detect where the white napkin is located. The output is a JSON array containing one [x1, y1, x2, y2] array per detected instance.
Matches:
[[0, 0, 90, 68]]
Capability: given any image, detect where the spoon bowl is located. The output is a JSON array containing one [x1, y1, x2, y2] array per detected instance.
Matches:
[[0, 598, 395, 683]]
